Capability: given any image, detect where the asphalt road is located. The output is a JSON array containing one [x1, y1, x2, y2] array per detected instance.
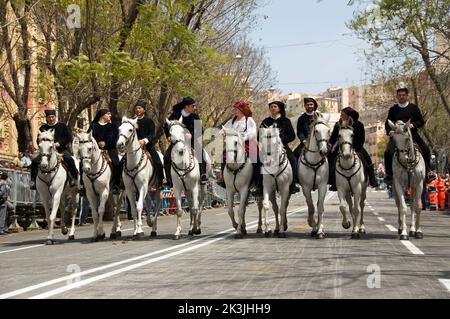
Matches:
[[1, 189, 449, 299]]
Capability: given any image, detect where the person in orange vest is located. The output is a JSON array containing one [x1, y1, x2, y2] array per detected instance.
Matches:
[[427, 172, 438, 210], [437, 174, 447, 210]]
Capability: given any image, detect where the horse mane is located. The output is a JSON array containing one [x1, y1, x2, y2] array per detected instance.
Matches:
[[121, 116, 139, 129]]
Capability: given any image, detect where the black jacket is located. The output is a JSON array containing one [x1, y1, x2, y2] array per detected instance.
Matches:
[[385, 103, 424, 137], [165, 111, 203, 147], [297, 113, 315, 143], [260, 116, 296, 147], [136, 116, 156, 147], [91, 122, 119, 150], [39, 122, 72, 153], [329, 120, 365, 152]]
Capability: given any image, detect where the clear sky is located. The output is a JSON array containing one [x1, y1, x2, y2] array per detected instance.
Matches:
[[250, 0, 369, 95]]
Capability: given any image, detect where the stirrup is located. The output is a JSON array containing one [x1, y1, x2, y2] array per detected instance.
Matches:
[[30, 181, 36, 190], [200, 174, 208, 184]]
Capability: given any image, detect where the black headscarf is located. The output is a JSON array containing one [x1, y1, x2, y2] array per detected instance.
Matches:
[[303, 97, 318, 111], [268, 101, 286, 118], [341, 107, 359, 121], [88, 108, 110, 132]]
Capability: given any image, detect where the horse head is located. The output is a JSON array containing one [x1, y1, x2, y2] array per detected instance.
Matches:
[[338, 118, 354, 159], [38, 129, 56, 170], [222, 127, 245, 164], [117, 116, 138, 152], [77, 131, 99, 174], [388, 119, 414, 162], [310, 112, 330, 156], [259, 124, 282, 168]]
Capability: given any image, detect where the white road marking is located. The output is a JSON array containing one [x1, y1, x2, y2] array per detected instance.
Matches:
[[373, 212, 379, 216], [438, 279, 450, 292], [377, 217, 385, 222], [1, 204, 310, 299], [215, 212, 228, 216], [29, 207, 308, 299], [400, 240, 424, 255], [0, 244, 45, 255], [385, 225, 397, 232]]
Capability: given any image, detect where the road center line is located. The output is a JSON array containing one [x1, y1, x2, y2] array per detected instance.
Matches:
[[377, 217, 385, 222], [385, 225, 397, 232], [0, 244, 45, 255], [400, 240, 424, 255], [438, 279, 450, 292]]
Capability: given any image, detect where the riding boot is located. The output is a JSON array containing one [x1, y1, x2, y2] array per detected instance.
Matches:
[[218, 162, 226, 188], [163, 148, 173, 188], [384, 151, 393, 185], [252, 162, 263, 196], [200, 161, 208, 185], [367, 164, 379, 188], [79, 162, 86, 196], [287, 150, 300, 194], [30, 159, 39, 190], [328, 152, 337, 191]]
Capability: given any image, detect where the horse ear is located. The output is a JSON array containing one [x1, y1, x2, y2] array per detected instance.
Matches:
[[49, 128, 55, 137], [387, 120, 396, 131], [121, 116, 127, 123], [348, 117, 354, 126], [404, 119, 411, 131], [338, 118, 343, 126], [178, 115, 183, 123]]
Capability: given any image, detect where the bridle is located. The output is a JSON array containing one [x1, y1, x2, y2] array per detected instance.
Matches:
[[224, 132, 248, 192], [260, 131, 288, 193], [336, 125, 362, 196], [79, 139, 108, 194], [119, 121, 141, 154], [38, 138, 60, 174]]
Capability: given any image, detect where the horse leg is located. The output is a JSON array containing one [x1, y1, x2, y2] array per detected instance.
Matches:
[[97, 188, 109, 240], [393, 180, 408, 240], [86, 189, 99, 241], [303, 188, 317, 235], [47, 189, 63, 244], [256, 196, 263, 233], [338, 189, 351, 230], [278, 186, 290, 238], [227, 190, 237, 229], [59, 195, 68, 236], [316, 183, 327, 239], [359, 183, 367, 234], [125, 188, 138, 236], [173, 188, 183, 240], [134, 186, 147, 239], [41, 196, 51, 244], [262, 185, 272, 237], [236, 187, 249, 239], [191, 185, 200, 235], [351, 188, 361, 239], [413, 181, 424, 239], [150, 192, 161, 237]]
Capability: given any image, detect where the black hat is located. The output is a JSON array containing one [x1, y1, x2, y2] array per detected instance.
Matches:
[[181, 97, 195, 106], [303, 97, 318, 111], [268, 101, 286, 118], [396, 87, 409, 94], [172, 97, 196, 114], [44, 109, 56, 117], [134, 99, 148, 109], [341, 107, 359, 122]]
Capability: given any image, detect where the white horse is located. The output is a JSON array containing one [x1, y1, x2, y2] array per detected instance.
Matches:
[[117, 117, 162, 239], [335, 118, 368, 239], [166, 118, 212, 240], [388, 120, 426, 240], [222, 127, 269, 238], [259, 125, 292, 238], [298, 112, 330, 239], [76, 132, 123, 241], [36, 130, 79, 245]]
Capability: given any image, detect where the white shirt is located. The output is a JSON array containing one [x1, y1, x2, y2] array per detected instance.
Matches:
[[224, 116, 257, 142], [398, 102, 409, 108], [181, 110, 191, 117]]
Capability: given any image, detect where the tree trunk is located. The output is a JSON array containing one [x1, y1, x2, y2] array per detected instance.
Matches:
[[13, 114, 33, 153]]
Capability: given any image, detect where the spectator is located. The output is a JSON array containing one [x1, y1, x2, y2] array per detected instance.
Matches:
[[0, 171, 12, 235]]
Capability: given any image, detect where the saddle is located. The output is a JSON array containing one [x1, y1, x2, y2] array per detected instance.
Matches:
[[144, 150, 155, 166], [101, 151, 114, 170], [59, 156, 70, 173]]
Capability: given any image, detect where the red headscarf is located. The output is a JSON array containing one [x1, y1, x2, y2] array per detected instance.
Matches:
[[233, 100, 252, 117]]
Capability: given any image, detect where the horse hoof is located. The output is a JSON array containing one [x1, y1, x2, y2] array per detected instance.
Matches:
[[90, 237, 98, 243], [150, 231, 157, 237], [97, 233, 105, 241], [133, 233, 144, 241], [256, 228, 263, 234], [399, 235, 409, 241], [68, 235, 75, 241], [264, 231, 272, 238], [110, 233, 117, 240], [351, 233, 360, 239], [409, 231, 416, 237], [240, 226, 247, 235], [45, 239, 54, 245], [194, 229, 201, 235], [311, 230, 318, 237], [232, 223, 238, 230], [278, 232, 287, 238], [342, 222, 351, 229], [284, 225, 288, 232], [316, 233, 325, 239], [116, 231, 122, 238], [234, 233, 244, 239], [398, 229, 402, 235], [274, 229, 279, 235], [415, 232, 423, 239], [359, 229, 366, 234], [61, 227, 68, 235], [173, 235, 181, 240], [188, 230, 194, 236]]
